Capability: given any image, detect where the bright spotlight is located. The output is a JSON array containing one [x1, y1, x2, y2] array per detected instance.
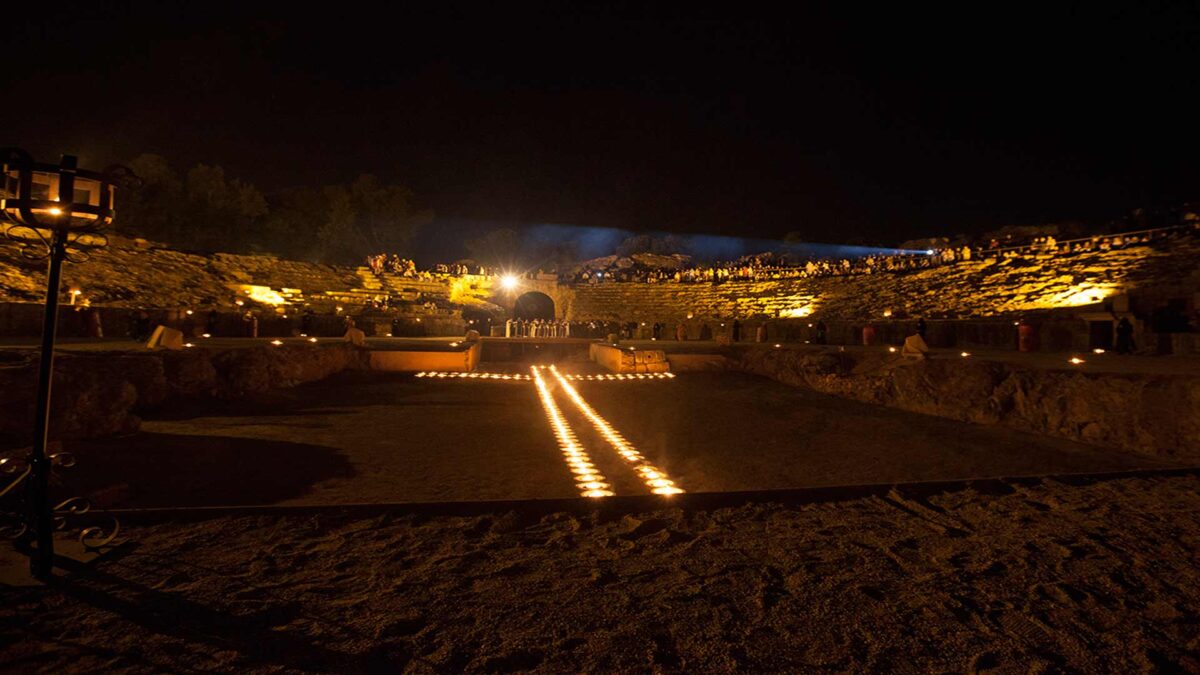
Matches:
[[499, 274, 519, 291]]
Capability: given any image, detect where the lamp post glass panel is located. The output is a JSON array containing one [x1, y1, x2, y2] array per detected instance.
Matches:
[[1, 148, 120, 579]]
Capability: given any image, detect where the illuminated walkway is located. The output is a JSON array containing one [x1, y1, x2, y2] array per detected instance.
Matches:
[[417, 365, 685, 498]]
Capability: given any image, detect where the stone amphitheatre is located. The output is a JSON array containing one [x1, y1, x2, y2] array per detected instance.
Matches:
[[2, 224, 1200, 672]]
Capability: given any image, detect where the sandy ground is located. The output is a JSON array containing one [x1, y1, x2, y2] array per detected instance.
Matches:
[[2, 474, 1199, 672], [58, 369, 1171, 508]]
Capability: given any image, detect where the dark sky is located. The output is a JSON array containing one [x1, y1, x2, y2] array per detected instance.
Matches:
[[5, 3, 1199, 244]]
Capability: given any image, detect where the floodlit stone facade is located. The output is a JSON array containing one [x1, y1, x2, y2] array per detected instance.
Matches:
[[1, 231, 1198, 330]]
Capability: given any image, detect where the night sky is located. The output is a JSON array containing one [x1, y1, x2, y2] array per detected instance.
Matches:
[[6, 3, 1199, 245]]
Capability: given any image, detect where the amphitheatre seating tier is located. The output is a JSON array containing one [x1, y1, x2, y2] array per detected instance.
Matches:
[[565, 237, 1200, 320], [2, 232, 1197, 321], [0, 236, 393, 311]]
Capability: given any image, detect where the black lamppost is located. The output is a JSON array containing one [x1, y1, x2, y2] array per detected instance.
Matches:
[[1, 148, 126, 579]]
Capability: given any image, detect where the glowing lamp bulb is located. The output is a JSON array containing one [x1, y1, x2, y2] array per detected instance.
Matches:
[[270, 339, 283, 346], [500, 275, 519, 290], [1069, 357, 1085, 365], [960, 351, 970, 358], [48, 207, 62, 216]]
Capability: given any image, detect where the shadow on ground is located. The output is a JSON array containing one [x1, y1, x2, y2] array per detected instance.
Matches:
[[60, 432, 354, 508]]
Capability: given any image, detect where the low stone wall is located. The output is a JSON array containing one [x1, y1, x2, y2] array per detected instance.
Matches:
[[589, 343, 669, 373], [733, 347, 1200, 462], [0, 343, 369, 446], [369, 340, 481, 372]]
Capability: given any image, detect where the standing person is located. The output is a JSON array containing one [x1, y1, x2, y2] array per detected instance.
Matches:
[[652, 322, 662, 340], [206, 309, 220, 336], [86, 305, 103, 338], [731, 319, 742, 342], [916, 317, 927, 339], [676, 321, 687, 341], [815, 320, 828, 345], [1115, 317, 1136, 354]]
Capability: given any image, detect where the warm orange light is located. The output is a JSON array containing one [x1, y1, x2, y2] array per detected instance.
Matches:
[[961, 352, 971, 357], [1069, 357, 1085, 365], [546, 365, 684, 496], [531, 365, 613, 498], [270, 339, 283, 346]]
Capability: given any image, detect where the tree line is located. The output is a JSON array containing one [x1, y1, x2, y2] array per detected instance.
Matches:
[[115, 154, 432, 265]]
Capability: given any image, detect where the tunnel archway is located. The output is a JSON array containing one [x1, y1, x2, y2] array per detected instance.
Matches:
[[513, 291, 556, 320]]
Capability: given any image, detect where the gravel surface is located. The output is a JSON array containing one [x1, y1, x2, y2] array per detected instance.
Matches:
[[2, 475, 1199, 672]]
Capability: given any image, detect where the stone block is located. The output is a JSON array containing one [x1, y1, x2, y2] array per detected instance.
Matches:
[[145, 325, 184, 350]]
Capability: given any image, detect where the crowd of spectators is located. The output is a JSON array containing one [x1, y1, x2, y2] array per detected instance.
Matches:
[[560, 221, 1199, 286], [367, 253, 509, 279], [365, 219, 1199, 289], [366, 253, 417, 276]]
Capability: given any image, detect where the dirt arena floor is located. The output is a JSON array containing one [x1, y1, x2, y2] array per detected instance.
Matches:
[[62, 368, 1175, 509], [2, 474, 1198, 672]]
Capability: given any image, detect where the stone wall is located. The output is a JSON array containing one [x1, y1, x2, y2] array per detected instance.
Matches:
[[734, 346, 1200, 462], [0, 343, 369, 446]]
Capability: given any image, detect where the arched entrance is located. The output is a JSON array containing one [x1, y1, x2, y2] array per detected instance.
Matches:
[[513, 291, 555, 320]]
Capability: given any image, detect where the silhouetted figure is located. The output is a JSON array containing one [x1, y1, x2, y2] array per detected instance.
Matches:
[[815, 320, 828, 345], [86, 307, 103, 338], [1115, 317, 1135, 354], [699, 323, 713, 341], [676, 322, 687, 341], [302, 308, 316, 336], [130, 310, 151, 341], [916, 317, 927, 339], [652, 322, 663, 340], [206, 310, 219, 336], [731, 319, 742, 342]]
